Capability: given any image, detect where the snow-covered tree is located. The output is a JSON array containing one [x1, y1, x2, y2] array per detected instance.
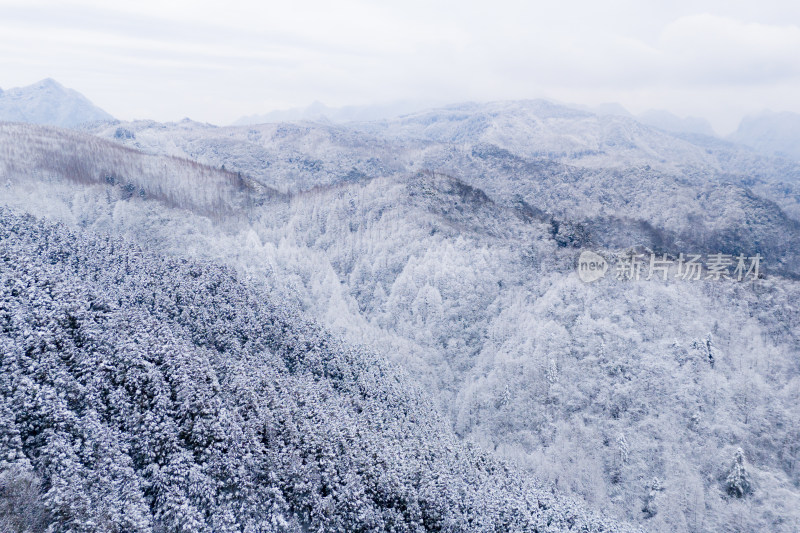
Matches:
[[725, 448, 753, 498]]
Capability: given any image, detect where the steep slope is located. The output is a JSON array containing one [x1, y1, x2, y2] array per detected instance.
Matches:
[[0, 123, 280, 219], [89, 112, 800, 278], [3, 112, 800, 531], [250, 179, 800, 533], [89, 118, 420, 193], [0, 79, 113, 128], [90, 101, 800, 197], [0, 208, 631, 532]]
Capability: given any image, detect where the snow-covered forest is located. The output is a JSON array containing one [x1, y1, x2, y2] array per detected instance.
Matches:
[[2, 208, 632, 531], [2, 99, 800, 532]]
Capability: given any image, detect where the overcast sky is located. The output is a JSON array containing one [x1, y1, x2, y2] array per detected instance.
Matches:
[[2, 0, 799, 134]]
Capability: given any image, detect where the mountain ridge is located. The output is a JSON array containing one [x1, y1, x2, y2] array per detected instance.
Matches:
[[0, 78, 113, 128], [3, 101, 800, 532], [728, 110, 800, 161]]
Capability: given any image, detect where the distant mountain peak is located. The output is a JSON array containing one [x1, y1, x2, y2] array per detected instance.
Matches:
[[729, 110, 800, 160], [36, 77, 63, 88], [0, 78, 113, 128], [637, 109, 716, 137]]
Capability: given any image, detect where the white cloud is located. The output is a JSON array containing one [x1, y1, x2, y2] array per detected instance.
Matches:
[[659, 14, 800, 84], [1, 0, 800, 133]]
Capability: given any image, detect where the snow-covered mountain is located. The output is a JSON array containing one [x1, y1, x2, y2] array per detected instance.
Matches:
[[570, 103, 716, 137], [1, 121, 645, 532], [3, 113, 800, 531], [345, 100, 784, 181], [4, 96, 800, 531], [0, 78, 113, 128], [3, 207, 635, 532], [91, 100, 800, 193], [88, 101, 800, 278], [729, 110, 800, 161]]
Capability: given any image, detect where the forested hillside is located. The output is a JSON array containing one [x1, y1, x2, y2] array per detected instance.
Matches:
[[89, 104, 800, 278], [2, 107, 800, 532], [0, 123, 279, 219], [0, 208, 630, 532]]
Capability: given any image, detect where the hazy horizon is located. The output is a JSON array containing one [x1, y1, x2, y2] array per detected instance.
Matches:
[[2, 0, 800, 135]]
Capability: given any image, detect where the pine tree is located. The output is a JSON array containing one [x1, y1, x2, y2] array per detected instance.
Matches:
[[642, 477, 662, 518], [725, 447, 753, 498]]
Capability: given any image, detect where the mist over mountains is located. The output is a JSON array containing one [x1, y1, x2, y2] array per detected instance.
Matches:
[[729, 111, 800, 162], [233, 100, 438, 126], [635, 110, 716, 137], [236, 99, 721, 138], [2, 80, 800, 532], [5, 77, 800, 162]]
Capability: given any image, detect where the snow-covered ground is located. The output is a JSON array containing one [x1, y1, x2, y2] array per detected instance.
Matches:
[[2, 97, 800, 531]]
